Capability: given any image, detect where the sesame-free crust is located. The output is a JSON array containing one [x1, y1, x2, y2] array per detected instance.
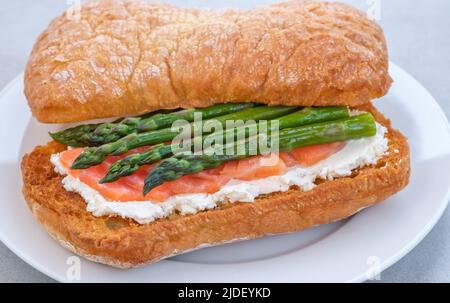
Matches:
[[24, 0, 392, 123]]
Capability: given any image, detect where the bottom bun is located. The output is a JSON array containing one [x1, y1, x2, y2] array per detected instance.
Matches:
[[21, 104, 410, 268]]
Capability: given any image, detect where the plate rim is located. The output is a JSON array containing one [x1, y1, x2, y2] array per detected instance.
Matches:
[[349, 63, 450, 282], [0, 62, 449, 283], [0, 73, 65, 282]]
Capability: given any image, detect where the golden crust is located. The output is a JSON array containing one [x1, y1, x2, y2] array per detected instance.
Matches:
[[24, 0, 392, 123], [21, 105, 410, 268]]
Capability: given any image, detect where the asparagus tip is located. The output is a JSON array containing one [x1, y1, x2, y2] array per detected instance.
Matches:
[[49, 131, 58, 139], [99, 175, 113, 184], [99, 167, 121, 184], [70, 161, 87, 170], [70, 148, 103, 169], [143, 177, 161, 196], [143, 167, 168, 195], [49, 131, 65, 143]]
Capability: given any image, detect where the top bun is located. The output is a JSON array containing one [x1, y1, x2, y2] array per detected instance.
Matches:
[[24, 0, 392, 123]]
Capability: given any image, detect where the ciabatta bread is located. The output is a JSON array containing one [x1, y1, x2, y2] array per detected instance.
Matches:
[[24, 0, 392, 123], [21, 104, 410, 268]]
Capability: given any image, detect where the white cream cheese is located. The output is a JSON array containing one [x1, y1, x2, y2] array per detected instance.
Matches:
[[50, 123, 388, 224]]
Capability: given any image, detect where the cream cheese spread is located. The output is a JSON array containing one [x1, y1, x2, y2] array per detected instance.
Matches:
[[50, 123, 388, 224]]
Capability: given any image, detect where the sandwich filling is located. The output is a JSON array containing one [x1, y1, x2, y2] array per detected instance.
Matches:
[[50, 122, 388, 224]]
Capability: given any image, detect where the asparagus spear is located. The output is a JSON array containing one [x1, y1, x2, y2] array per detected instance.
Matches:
[[143, 113, 376, 194], [100, 144, 173, 183], [71, 105, 299, 169], [101, 106, 349, 183], [51, 103, 257, 147], [49, 111, 168, 147], [50, 123, 102, 148]]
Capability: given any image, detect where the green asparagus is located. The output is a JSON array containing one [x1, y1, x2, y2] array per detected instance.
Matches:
[[143, 113, 377, 194], [71, 105, 299, 169], [49, 111, 166, 147], [100, 144, 173, 183], [100, 106, 350, 183], [50, 123, 102, 147], [50, 103, 256, 146]]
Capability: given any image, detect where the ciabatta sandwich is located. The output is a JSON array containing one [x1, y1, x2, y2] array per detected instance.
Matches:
[[21, 0, 409, 268]]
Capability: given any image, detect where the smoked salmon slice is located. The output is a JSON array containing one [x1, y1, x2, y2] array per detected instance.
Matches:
[[289, 142, 346, 166], [221, 154, 287, 181], [58, 142, 346, 202]]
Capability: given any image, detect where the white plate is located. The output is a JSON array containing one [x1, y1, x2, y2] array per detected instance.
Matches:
[[0, 62, 449, 283]]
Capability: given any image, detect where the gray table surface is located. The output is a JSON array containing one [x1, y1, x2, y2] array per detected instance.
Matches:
[[0, 0, 449, 283]]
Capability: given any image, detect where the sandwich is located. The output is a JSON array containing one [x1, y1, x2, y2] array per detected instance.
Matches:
[[21, 0, 410, 268]]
